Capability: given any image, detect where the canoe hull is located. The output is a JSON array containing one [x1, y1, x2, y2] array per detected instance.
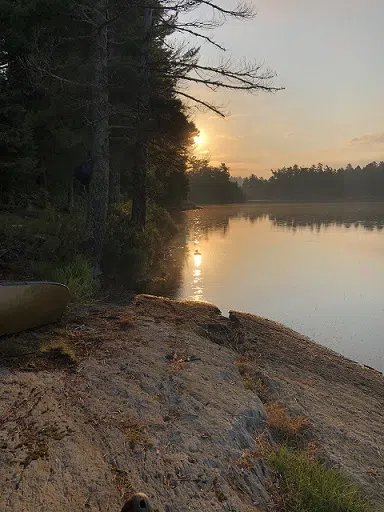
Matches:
[[0, 282, 70, 336]]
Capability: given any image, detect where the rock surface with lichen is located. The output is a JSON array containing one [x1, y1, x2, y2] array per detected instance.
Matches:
[[0, 294, 383, 511]]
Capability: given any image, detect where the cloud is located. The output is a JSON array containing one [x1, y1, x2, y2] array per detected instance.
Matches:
[[350, 132, 384, 145]]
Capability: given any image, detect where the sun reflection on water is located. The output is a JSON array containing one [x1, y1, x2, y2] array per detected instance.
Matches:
[[192, 249, 203, 300], [193, 252, 202, 268]]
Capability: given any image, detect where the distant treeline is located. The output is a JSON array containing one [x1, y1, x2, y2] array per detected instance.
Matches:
[[188, 159, 244, 204], [242, 162, 384, 200], [187, 161, 384, 205]]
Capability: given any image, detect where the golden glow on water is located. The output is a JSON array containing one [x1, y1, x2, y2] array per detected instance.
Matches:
[[193, 253, 202, 268], [177, 203, 384, 371], [191, 250, 203, 300], [193, 269, 201, 280]]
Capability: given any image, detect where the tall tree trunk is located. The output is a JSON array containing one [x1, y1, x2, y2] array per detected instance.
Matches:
[[67, 172, 74, 211], [131, 6, 153, 230], [109, 164, 120, 205], [83, 0, 109, 265]]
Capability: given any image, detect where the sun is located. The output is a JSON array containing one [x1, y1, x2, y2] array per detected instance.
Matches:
[[194, 134, 203, 145]]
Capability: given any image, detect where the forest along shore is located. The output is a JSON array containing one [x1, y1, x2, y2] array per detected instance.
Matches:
[[0, 295, 383, 512]]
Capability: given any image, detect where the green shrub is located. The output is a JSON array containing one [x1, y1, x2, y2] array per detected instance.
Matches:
[[33, 254, 96, 303], [267, 446, 371, 512], [103, 201, 178, 286], [147, 202, 178, 237], [104, 214, 153, 283], [1, 200, 178, 294], [0, 207, 85, 265]]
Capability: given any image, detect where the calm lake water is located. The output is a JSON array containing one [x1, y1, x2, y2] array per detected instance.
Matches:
[[159, 202, 384, 372]]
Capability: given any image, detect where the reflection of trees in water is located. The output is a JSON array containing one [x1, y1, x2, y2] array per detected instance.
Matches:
[[269, 211, 384, 232], [146, 242, 187, 298], [188, 207, 267, 242], [189, 212, 231, 241], [147, 219, 189, 298], [187, 203, 384, 236], [148, 203, 384, 297]]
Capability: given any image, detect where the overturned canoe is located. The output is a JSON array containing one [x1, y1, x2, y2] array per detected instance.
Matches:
[[0, 282, 70, 336]]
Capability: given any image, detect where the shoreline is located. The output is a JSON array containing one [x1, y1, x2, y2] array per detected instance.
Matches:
[[0, 295, 383, 511]]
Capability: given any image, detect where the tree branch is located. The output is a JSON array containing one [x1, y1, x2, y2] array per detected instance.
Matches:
[[199, 0, 255, 19], [170, 25, 226, 51], [176, 90, 225, 117]]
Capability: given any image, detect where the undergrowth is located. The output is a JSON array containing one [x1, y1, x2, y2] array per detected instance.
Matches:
[[103, 201, 178, 286], [0, 200, 179, 299], [32, 254, 97, 303], [0, 206, 94, 302]]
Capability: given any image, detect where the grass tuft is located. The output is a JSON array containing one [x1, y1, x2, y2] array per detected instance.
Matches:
[[265, 402, 310, 445], [243, 375, 266, 395], [40, 339, 78, 366], [234, 355, 269, 401], [33, 254, 97, 303], [267, 446, 372, 512]]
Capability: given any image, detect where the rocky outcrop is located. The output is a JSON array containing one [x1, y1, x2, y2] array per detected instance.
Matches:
[[0, 297, 270, 512]]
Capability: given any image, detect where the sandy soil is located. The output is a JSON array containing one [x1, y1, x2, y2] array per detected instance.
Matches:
[[0, 294, 383, 511]]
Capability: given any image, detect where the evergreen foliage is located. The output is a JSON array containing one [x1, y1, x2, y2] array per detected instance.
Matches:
[[242, 162, 384, 201]]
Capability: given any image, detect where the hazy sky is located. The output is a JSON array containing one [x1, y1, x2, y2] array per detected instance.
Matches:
[[180, 0, 384, 177]]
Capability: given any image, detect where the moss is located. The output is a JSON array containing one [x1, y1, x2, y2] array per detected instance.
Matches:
[[122, 419, 153, 450], [234, 356, 270, 402], [212, 477, 227, 503], [40, 340, 78, 367], [22, 439, 49, 468], [18, 424, 70, 468], [111, 466, 135, 500], [214, 488, 227, 503]]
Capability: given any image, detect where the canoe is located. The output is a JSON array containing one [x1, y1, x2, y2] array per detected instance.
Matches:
[[0, 282, 70, 336]]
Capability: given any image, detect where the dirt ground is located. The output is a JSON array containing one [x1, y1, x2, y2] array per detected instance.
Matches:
[[0, 294, 383, 511]]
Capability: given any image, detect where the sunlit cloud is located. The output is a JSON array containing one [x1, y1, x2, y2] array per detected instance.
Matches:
[[350, 132, 384, 145], [184, 0, 383, 180]]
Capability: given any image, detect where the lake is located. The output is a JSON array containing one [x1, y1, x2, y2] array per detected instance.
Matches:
[[158, 202, 384, 372]]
